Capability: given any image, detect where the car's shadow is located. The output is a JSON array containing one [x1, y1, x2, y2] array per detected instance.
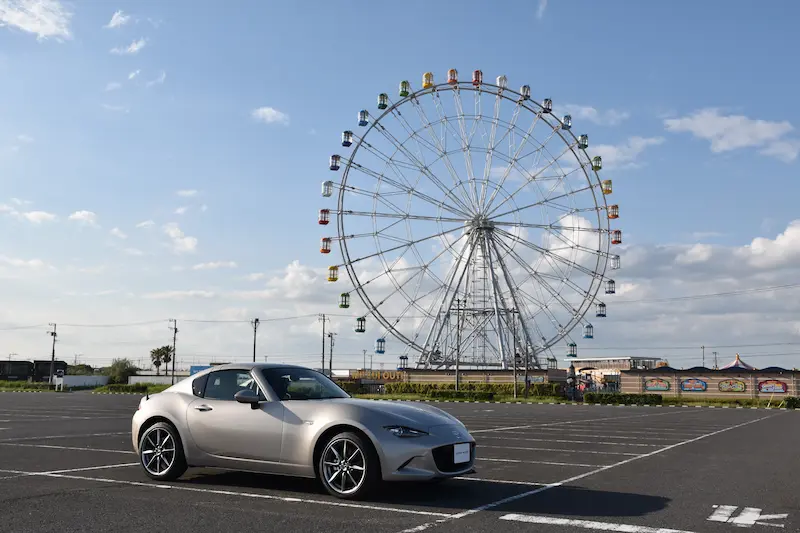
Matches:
[[177, 469, 670, 518]]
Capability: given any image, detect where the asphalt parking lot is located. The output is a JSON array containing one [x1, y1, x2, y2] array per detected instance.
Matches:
[[0, 393, 797, 533]]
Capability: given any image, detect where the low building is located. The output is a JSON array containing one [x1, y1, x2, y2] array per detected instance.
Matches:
[[348, 368, 565, 386], [620, 354, 800, 399], [563, 356, 663, 392]]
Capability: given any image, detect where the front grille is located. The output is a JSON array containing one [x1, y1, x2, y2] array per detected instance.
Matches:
[[432, 443, 475, 473]]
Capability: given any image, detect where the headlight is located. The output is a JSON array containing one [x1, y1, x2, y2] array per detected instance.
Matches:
[[384, 425, 428, 438]]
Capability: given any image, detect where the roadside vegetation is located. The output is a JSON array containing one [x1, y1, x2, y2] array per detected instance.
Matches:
[[93, 383, 171, 394]]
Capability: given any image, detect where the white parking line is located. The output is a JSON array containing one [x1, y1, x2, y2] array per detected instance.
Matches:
[[478, 445, 640, 456], [0, 468, 454, 518], [469, 410, 690, 434], [478, 435, 661, 447], [0, 442, 135, 454], [396, 413, 780, 533], [500, 513, 697, 532], [454, 477, 544, 487], [0, 431, 129, 442], [478, 457, 600, 468], [43, 463, 139, 474], [497, 432, 683, 442]]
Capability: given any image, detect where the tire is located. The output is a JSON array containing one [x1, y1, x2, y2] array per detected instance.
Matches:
[[317, 431, 380, 499], [138, 421, 187, 481]]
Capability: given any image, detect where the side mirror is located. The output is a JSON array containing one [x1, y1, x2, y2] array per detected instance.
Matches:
[[234, 389, 260, 408]]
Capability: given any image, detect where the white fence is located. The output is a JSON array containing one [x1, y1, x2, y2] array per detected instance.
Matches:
[[129, 375, 188, 385], [62, 375, 109, 387]]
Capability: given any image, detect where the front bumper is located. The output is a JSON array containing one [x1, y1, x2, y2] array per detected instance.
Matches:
[[379, 424, 476, 481]]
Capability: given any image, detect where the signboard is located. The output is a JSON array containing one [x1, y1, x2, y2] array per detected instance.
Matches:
[[190, 365, 212, 375], [644, 378, 670, 391], [758, 380, 787, 394], [681, 378, 707, 392], [718, 379, 746, 393], [351, 370, 407, 381]]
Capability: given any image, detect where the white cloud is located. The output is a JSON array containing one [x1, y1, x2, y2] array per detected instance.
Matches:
[[675, 243, 713, 265], [0, 255, 47, 268], [105, 82, 122, 91], [101, 103, 129, 113], [135, 219, 155, 228], [143, 290, 216, 300], [560, 105, 630, 127], [68, 210, 97, 225], [192, 261, 237, 270], [244, 272, 266, 281], [10, 197, 30, 205], [592, 136, 664, 169], [176, 189, 198, 197], [163, 222, 197, 253], [104, 10, 130, 29], [0, 0, 72, 40], [110, 38, 146, 55], [128, 69, 140, 80], [109, 227, 127, 239], [536, 0, 547, 19], [122, 247, 144, 256], [174, 206, 188, 215], [664, 108, 799, 162], [735, 220, 800, 269], [252, 107, 290, 126], [16, 134, 33, 143], [145, 70, 166, 87], [20, 210, 56, 223]]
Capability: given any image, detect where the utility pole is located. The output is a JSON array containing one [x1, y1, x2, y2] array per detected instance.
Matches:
[[169, 319, 178, 384], [251, 318, 260, 363], [327, 332, 337, 377], [701, 345, 705, 367], [455, 298, 461, 392], [712, 351, 719, 370], [524, 345, 530, 398], [512, 308, 518, 400], [318, 314, 329, 372], [47, 323, 57, 386], [362, 349, 367, 370]]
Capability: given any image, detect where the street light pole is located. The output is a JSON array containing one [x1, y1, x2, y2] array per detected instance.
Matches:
[[251, 318, 260, 363]]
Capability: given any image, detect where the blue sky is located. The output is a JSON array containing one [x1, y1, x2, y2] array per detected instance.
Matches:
[[1, 0, 799, 370]]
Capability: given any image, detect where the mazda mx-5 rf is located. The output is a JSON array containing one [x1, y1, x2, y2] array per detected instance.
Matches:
[[131, 363, 476, 499]]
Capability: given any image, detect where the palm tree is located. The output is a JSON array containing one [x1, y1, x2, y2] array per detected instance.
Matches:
[[150, 345, 172, 376]]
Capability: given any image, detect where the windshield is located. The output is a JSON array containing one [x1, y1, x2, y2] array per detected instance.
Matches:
[[261, 367, 350, 400]]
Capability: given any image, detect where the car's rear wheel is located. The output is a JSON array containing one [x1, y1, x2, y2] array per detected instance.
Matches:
[[138, 422, 187, 481], [318, 431, 379, 499]]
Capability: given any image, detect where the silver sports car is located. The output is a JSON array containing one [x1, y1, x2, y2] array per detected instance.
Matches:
[[131, 363, 476, 499]]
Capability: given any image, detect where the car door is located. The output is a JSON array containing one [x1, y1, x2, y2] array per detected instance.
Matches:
[[186, 368, 284, 465]]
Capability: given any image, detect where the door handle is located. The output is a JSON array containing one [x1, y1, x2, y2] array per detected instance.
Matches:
[[194, 405, 213, 412]]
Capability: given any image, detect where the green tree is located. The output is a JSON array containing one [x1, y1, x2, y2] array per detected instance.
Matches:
[[66, 364, 94, 375], [106, 358, 139, 385], [150, 345, 173, 376]]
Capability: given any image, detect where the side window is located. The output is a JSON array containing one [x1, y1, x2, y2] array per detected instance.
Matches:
[[192, 374, 208, 398], [203, 370, 262, 401]]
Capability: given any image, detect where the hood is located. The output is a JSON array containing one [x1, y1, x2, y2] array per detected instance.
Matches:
[[335, 398, 463, 430]]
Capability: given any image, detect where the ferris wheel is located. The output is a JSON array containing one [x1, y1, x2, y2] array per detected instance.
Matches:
[[318, 69, 622, 370]]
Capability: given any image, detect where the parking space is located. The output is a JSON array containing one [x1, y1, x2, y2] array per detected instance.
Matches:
[[0, 393, 796, 533]]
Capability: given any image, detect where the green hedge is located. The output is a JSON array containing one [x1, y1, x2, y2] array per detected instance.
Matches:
[[96, 383, 170, 394], [785, 397, 800, 409], [385, 382, 561, 397], [337, 381, 367, 395], [0, 380, 51, 390], [428, 390, 495, 401], [584, 393, 663, 406]]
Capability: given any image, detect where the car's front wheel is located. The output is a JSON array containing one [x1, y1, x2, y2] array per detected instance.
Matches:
[[318, 431, 379, 499], [138, 421, 187, 481]]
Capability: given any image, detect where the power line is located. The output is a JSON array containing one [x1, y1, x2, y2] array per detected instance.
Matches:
[[582, 341, 800, 351], [613, 282, 800, 304]]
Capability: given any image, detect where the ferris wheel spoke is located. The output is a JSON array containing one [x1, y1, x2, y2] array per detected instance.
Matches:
[[410, 96, 477, 212], [482, 108, 543, 213], [481, 233, 513, 365], [477, 87, 505, 210], [342, 210, 466, 223], [485, 141, 579, 218], [450, 88, 478, 193], [493, 227, 602, 279], [339, 225, 466, 268], [371, 122, 474, 215], [346, 158, 471, 219], [492, 235, 581, 322], [487, 184, 595, 221]]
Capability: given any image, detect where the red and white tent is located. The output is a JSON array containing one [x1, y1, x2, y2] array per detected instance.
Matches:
[[720, 353, 756, 370]]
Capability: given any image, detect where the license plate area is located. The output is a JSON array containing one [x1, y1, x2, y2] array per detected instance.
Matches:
[[453, 442, 470, 464]]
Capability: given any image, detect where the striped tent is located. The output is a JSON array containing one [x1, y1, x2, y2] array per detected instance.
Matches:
[[720, 353, 756, 371]]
